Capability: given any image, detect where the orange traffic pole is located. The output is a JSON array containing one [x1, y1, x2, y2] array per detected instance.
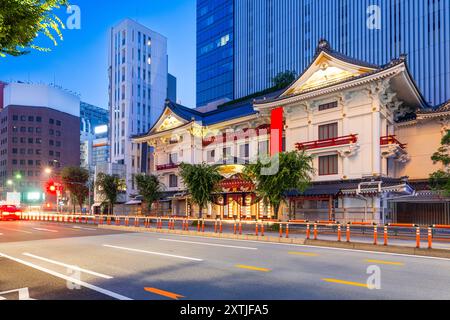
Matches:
[[279, 223, 283, 238], [306, 223, 310, 240], [428, 226, 433, 249], [197, 219, 201, 232], [233, 221, 237, 235], [373, 224, 378, 245], [255, 222, 259, 236], [346, 223, 351, 242], [337, 223, 341, 242], [416, 226, 421, 249], [313, 222, 318, 240], [384, 225, 388, 246], [202, 219, 205, 233], [239, 222, 242, 235], [286, 223, 289, 238], [116, 217, 120, 226], [260, 222, 264, 237]]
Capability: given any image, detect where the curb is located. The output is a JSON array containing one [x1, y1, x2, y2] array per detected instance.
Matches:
[[304, 239, 450, 259], [98, 224, 306, 245]]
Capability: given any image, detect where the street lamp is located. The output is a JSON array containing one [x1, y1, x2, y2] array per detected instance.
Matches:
[[7, 180, 13, 186], [44, 168, 52, 175]]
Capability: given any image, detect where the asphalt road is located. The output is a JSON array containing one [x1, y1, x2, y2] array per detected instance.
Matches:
[[1, 220, 450, 300]]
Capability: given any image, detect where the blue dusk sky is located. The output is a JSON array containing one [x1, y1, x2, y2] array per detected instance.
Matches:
[[0, 0, 196, 109]]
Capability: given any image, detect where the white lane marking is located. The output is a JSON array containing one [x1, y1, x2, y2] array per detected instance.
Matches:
[[103, 244, 203, 262], [159, 238, 258, 250], [32, 228, 58, 233], [0, 252, 132, 300], [0, 227, 32, 234], [73, 226, 98, 231], [127, 230, 450, 262], [22, 253, 113, 280]]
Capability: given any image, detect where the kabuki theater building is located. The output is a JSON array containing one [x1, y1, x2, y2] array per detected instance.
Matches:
[[134, 40, 450, 226]]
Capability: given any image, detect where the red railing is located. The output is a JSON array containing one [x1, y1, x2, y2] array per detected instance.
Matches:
[[156, 163, 179, 171], [296, 134, 358, 151], [380, 135, 407, 149]]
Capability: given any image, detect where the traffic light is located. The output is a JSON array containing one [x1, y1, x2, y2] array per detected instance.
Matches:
[[45, 180, 58, 195]]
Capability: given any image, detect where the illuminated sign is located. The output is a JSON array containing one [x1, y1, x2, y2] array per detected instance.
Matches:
[[94, 125, 108, 134]]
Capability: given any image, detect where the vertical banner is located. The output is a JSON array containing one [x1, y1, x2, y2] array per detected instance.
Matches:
[[270, 107, 284, 156]]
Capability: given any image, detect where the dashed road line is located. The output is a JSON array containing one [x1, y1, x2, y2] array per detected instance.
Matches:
[[288, 251, 319, 257], [235, 264, 271, 272], [364, 259, 404, 266], [144, 287, 185, 300], [32, 228, 58, 233], [322, 278, 368, 288], [23, 253, 113, 279], [159, 238, 258, 250], [103, 244, 204, 262]]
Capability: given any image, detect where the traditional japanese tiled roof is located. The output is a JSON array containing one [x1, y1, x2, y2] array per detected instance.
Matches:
[[254, 39, 426, 107], [286, 177, 414, 197], [416, 99, 450, 116]]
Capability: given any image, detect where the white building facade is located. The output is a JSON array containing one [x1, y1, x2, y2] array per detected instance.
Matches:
[[134, 40, 449, 225], [109, 19, 168, 199]]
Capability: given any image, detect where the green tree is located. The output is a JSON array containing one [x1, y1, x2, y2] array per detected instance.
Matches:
[[95, 173, 126, 215], [244, 151, 315, 219], [430, 131, 450, 196], [61, 167, 89, 213], [179, 163, 223, 218], [272, 70, 297, 89], [0, 0, 68, 57], [134, 173, 164, 215]]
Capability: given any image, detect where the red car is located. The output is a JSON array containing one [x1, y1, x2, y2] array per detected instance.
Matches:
[[0, 205, 22, 221]]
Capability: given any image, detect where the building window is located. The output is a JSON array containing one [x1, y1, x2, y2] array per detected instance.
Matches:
[[207, 149, 215, 163], [169, 153, 178, 164], [318, 123, 338, 140], [169, 174, 178, 188], [319, 155, 338, 176], [258, 141, 269, 157], [318, 101, 338, 111], [239, 144, 250, 159]]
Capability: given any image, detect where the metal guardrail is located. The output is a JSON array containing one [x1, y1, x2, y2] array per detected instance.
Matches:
[[19, 213, 450, 250]]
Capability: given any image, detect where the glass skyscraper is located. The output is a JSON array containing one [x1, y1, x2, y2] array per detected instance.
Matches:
[[196, 0, 234, 107], [197, 0, 449, 107]]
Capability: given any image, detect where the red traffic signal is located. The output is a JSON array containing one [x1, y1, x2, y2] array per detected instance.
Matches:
[[45, 180, 60, 195]]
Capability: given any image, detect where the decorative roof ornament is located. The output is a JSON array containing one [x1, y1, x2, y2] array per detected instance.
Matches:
[[317, 38, 331, 53]]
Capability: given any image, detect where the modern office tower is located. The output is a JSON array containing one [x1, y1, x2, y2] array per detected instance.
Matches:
[[196, 0, 234, 107], [108, 19, 168, 199], [0, 82, 80, 203], [167, 73, 177, 102], [80, 102, 110, 173], [197, 0, 450, 106]]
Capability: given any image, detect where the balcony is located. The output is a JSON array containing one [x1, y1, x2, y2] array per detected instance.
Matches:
[[380, 135, 407, 149], [156, 163, 179, 171], [380, 135, 409, 162], [296, 134, 358, 151]]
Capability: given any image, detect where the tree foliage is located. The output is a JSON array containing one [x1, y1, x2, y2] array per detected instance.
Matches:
[[95, 173, 126, 215], [244, 151, 315, 218], [179, 163, 223, 218], [0, 0, 68, 57], [272, 70, 297, 89], [430, 131, 450, 196], [61, 166, 89, 212], [135, 173, 164, 214]]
